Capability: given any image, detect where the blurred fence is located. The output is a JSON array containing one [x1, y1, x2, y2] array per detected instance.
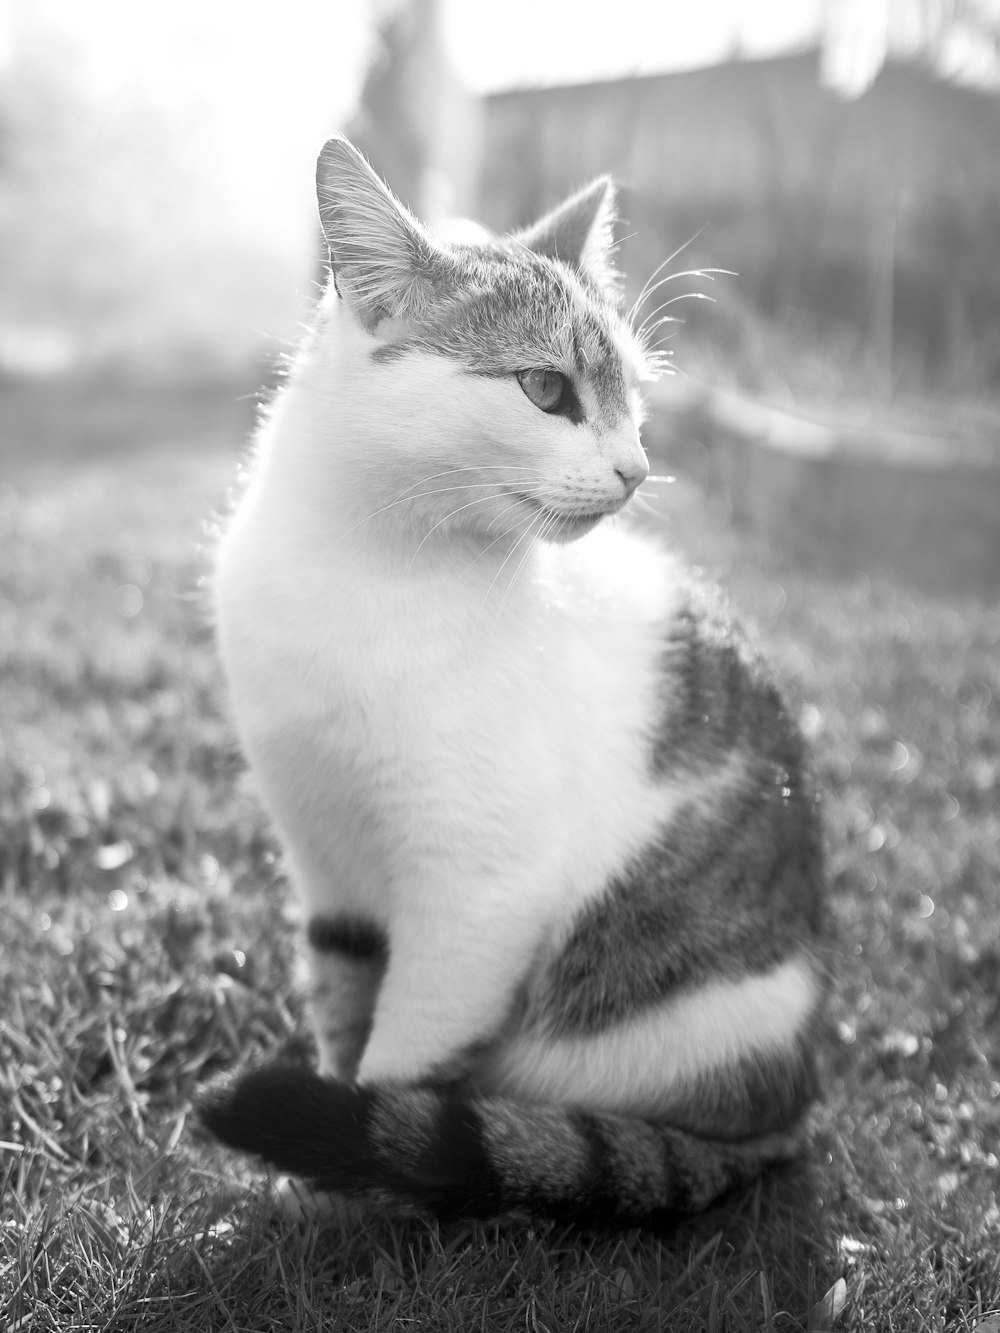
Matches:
[[643, 379, 1000, 592]]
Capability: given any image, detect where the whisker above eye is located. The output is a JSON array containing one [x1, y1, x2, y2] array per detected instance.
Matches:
[[625, 228, 709, 325], [630, 267, 732, 329], [643, 348, 676, 375]]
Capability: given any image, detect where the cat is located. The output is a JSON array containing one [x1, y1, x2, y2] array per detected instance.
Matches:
[[201, 133, 827, 1225]]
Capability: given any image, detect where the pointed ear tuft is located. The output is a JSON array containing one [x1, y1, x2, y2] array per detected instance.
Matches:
[[513, 177, 621, 302], [316, 135, 456, 330]]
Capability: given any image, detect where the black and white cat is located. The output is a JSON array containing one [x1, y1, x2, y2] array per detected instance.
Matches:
[[202, 134, 827, 1224]]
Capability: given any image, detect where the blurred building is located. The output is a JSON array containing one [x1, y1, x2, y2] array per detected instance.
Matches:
[[474, 51, 1000, 393], [351, 1, 1000, 396]]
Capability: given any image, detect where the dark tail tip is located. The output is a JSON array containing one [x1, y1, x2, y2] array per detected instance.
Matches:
[[197, 1061, 504, 1217], [198, 1063, 368, 1173]]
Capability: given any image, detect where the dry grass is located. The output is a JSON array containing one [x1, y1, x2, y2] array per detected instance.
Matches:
[[2, 380, 1000, 1331]]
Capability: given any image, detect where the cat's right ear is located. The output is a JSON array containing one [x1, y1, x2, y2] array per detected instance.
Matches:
[[316, 135, 456, 331]]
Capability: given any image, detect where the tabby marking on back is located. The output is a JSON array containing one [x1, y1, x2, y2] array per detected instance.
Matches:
[[200, 133, 827, 1225]]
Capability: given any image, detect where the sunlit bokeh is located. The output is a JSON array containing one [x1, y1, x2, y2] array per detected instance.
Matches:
[[0, 0, 373, 372]]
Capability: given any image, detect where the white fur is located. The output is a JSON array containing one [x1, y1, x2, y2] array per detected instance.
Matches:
[[217, 252, 817, 1095], [216, 293, 690, 1077], [481, 956, 820, 1114]]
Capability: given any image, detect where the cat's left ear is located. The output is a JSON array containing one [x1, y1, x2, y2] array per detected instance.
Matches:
[[513, 177, 621, 303], [316, 134, 459, 331]]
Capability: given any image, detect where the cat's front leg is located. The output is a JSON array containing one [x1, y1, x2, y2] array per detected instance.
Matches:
[[304, 914, 388, 1081], [261, 913, 390, 1224], [355, 889, 537, 1085]]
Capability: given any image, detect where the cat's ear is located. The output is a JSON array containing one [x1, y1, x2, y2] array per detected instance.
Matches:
[[513, 177, 621, 302], [316, 135, 457, 330]]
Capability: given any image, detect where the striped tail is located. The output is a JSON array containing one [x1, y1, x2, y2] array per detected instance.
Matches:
[[199, 1063, 804, 1224]]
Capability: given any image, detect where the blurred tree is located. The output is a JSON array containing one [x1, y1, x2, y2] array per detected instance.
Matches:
[[0, 15, 280, 377], [904, 0, 1000, 48], [824, 0, 1000, 95], [346, 0, 441, 212], [0, 0, 374, 381], [345, 0, 479, 224]]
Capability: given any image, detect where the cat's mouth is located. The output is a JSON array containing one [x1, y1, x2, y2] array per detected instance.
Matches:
[[508, 490, 624, 539]]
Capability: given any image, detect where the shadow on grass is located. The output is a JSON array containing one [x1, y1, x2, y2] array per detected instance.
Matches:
[[177, 1157, 832, 1333]]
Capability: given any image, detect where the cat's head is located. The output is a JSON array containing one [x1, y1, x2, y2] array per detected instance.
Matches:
[[314, 134, 655, 547]]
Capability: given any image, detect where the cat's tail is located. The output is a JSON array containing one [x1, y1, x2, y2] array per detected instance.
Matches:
[[199, 1063, 805, 1224]]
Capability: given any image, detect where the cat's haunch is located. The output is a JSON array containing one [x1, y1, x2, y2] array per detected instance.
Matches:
[[203, 133, 827, 1224]]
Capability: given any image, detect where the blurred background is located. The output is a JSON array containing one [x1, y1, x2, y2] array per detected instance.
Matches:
[[4, 7, 1000, 1312], [2, 0, 999, 589]]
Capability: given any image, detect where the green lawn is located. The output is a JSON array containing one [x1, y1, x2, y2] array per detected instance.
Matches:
[[2, 380, 1000, 1331]]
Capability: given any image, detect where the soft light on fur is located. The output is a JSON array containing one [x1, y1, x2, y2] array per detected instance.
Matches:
[[202, 134, 827, 1225]]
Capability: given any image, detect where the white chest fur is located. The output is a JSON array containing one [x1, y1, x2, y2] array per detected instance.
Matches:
[[218, 474, 680, 915], [214, 302, 698, 1080], [216, 320, 689, 925]]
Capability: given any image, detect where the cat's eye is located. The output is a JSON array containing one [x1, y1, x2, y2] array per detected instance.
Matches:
[[518, 368, 566, 413]]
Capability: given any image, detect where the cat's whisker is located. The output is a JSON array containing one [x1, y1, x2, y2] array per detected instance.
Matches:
[[475, 506, 547, 638], [343, 487, 491, 541], [483, 494, 537, 538], [631, 491, 667, 524], [396, 462, 548, 496], [637, 322, 682, 358], [390, 465, 549, 509], [408, 492, 516, 568], [632, 272, 709, 324], [637, 322, 681, 351], [639, 314, 699, 352], [644, 347, 679, 373], [636, 304, 683, 337], [343, 470, 547, 539], [411, 483, 577, 573], [625, 229, 709, 325], [465, 516, 529, 574], [487, 509, 549, 637], [464, 490, 572, 578], [627, 253, 694, 326], [643, 349, 676, 377], [636, 291, 717, 344], [630, 267, 733, 333]]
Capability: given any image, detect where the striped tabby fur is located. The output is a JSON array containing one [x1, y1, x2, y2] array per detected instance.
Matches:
[[202, 134, 827, 1225]]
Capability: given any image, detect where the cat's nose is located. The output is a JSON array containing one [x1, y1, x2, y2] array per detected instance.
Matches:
[[614, 449, 649, 499]]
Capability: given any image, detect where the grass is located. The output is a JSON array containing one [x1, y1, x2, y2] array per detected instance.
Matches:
[[2, 377, 1000, 1330]]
